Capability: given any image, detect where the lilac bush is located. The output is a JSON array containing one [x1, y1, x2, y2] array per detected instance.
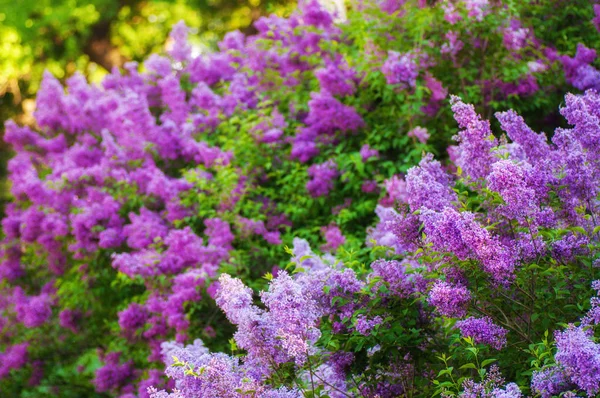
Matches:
[[2, 0, 600, 396]]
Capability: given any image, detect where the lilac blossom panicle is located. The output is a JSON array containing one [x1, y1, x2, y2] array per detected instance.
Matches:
[[381, 174, 407, 206], [486, 159, 541, 223], [367, 205, 420, 254], [360, 144, 379, 162], [594, 5, 600, 32], [406, 153, 456, 212], [582, 280, 600, 327], [428, 280, 471, 318], [421, 207, 516, 284], [167, 20, 192, 62], [381, 51, 419, 88], [450, 95, 497, 180], [531, 366, 573, 398], [369, 259, 417, 298], [93, 352, 134, 393], [460, 365, 518, 398], [321, 224, 346, 252], [314, 59, 356, 96], [260, 271, 322, 366], [456, 317, 508, 350], [464, 0, 490, 21], [0, 342, 29, 378], [355, 314, 384, 336], [495, 109, 550, 162], [554, 326, 600, 396], [306, 159, 338, 197], [561, 44, 600, 92], [407, 126, 430, 143]]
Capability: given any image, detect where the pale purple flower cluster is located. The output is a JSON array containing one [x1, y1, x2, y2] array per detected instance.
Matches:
[[407, 126, 430, 143], [367, 205, 420, 254], [456, 317, 508, 350], [370, 259, 418, 298], [486, 160, 541, 223], [152, 338, 301, 398], [306, 159, 338, 197], [0, 343, 29, 378], [12, 288, 53, 328], [381, 51, 419, 88], [421, 208, 515, 284], [561, 44, 600, 92], [428, 280, 471, 318], [463, 0, 490, 21], [292, 90, 364, 162], [360, 144, 379, 162], [380, 175, 408, 206], [554, 326, 600, 396], [93, 352, 134, 393], [321, 224, 346, 252], [315, 59, 357, 96], [118, 303, 150, 334], [406, 153, 456, 212], [216, 272, 322, 370], [531, 367, 573, 398], [502, 20, 531, 52], [449, 95, 497, 180], [355, 314, 384, 336]]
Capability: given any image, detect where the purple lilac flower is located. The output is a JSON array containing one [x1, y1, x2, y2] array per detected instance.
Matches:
[[456, 317, 508, 350], [487, 160, 540, 222], [59, 309, 81, 333], [370, 259, 417, 298], [552, 233, 590, 262], [315, 61, 356, 96], [13, 290, 52, 328], [361, 179, 379, 193], [441, 31, 464, 56], [406, 153, 456, 212], [421, 207, 516, 284], [380, 175, 407, 207], [442, 1, 461, 24], [502, 20, 531, 52], [321, 224, 346, 252], [123, 208, 168, 250], [261, 272, 322, 365], [367, 205, 420, 255], [0, 342, 29, 378], [407, 126, 430, 143], [118, 303, 149, 333], [490, 383, 522, 398], [167, 21, 192, 62], [450, 96, 497, 180], [531, 366, 572, 398], [355, 314, 383, 336], [360, 144, 379, 162], [495, 109, 550, 162], [428, 280, 471, 318], [561, 44, 600, 92], [381, 51, 419, 88], [93, 352, 134, 393], [554, 326, 600, 396], [583, 280, 600, 326], [464, 0, 489, 21], [306, 159, 338, 197], [293, 90, 363, 161]]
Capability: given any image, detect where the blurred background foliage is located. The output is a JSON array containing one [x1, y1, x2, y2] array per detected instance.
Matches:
[[0, 0, 296, 213]]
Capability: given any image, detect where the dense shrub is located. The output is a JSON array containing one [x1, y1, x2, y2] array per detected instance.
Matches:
[[1, 0, 600, 396]]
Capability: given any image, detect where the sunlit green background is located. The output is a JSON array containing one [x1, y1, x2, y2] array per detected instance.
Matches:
[[0, 0, 297, 213]]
